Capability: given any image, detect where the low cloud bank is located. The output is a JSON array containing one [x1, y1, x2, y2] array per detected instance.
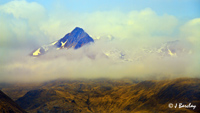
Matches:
[[0, 39, 199, 83]]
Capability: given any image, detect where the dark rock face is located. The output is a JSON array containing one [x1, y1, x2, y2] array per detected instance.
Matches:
[[31, 27, 94, 56], [0, 90, 27, 113], [55, 27, 94, 49]]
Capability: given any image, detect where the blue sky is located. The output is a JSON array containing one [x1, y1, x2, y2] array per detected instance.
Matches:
[[1, 0, 199, 19], [22, 0, 200, 19]]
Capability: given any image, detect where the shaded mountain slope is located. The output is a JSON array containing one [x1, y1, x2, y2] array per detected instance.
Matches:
[[1, 83, 42, 101], [0, 90, 27, 113]]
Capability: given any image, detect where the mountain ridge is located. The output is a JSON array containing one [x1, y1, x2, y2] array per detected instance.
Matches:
[[31, 27, 94, 57]]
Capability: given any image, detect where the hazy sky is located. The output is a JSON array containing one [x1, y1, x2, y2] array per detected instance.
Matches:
[[0, 0, 200, 82]]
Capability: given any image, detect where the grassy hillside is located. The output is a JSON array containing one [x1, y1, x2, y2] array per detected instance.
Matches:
[[11, 78, 199, 112], [1, 78, 199, 113]]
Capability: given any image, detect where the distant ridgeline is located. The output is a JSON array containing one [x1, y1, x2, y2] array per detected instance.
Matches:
[[31, 27, 94, 57]]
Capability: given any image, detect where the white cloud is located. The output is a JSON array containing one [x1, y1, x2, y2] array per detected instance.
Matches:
[[82, 8, 178, 39], [38, 8, 179, 46], [178, 18, 200, 77], [0, 0, 47, 48], [180, 18, 200, 49], [0, 0, 46, 22]]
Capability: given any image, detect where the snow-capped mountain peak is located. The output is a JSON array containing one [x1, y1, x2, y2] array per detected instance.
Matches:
[[30, 27, 94, 57]]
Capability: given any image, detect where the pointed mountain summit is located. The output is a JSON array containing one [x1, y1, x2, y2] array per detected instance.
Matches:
[[55, 27, 94, 49], [31, 27, 94, 56]]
